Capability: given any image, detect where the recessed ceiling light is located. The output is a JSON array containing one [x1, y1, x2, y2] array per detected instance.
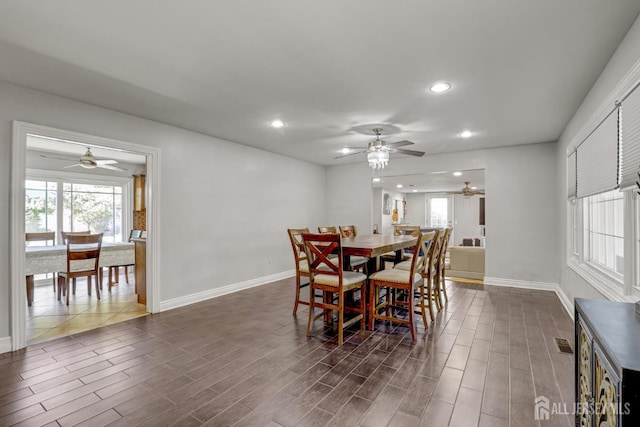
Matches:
[[460, 130, 473, 138], [412, 189, 418, 193], [453, 171, 462, 176], [397, 184, 403, 188], [341, 147, 350, 154], [372, 177, 381, 183], [429, 82, 451, 93], [269, 119, 285, 128]]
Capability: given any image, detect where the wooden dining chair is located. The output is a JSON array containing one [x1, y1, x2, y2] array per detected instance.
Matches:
[[25, 231, 57, 292], [381, 225, 421, 267], [288, 228, 312, 314], [302, 232, 366, 346], [394, 229, 441, 321], [60, 230, 92, 290], [435, 227, 452, 307], [106, 229, 142, 292], [337, 225, 369, 273], [58, 233, 103, 305], [368, 231, 434, 339], [60, 230, 91, 243], [317, 226, 337, 234]]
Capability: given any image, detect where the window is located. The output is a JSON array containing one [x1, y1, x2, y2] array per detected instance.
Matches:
[[63, 182, 123, 243], [583, 189, 624, 279], [568, 188, 638, 300], [566, 74, 640, 301], [25, 180, 57, 235], [427, 196, 451, 228], [25, 173, 130, 244]]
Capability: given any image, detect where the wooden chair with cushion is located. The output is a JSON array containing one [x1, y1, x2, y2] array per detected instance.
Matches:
[[395, 229, 441, 320], [381, 225, 421, 267], [337, 225, 369, 273], [60, 230, 92, 290], [58, 233, 103, 305], [25, 231, 57, 293], [368, 231, 435, 339], [435, 227, 452, 306], [60, 230, 91, 243], [287, 228, 312, 314], [106, 229, 142, 292], [302, 232, 366, 346]]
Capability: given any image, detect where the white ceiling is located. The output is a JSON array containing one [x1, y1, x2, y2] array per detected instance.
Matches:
[[1, 1, 639, 168], [374, 169, 485, 194]]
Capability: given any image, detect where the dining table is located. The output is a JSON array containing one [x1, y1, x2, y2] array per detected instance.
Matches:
[[341, 233, 417, 274], [25, 242, 135, 306]]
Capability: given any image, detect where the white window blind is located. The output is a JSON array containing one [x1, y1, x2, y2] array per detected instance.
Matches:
[[568, 150, 577, 199], [619, 84, 640, 190], [576, 108, 619, 198]]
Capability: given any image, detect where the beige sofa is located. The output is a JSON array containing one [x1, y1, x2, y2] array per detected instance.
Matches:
[[446, 246, 485, 280]]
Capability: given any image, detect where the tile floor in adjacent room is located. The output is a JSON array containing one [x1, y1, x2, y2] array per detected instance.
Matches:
[[2, 278, 574, 426], [26, 273, 148, 344]]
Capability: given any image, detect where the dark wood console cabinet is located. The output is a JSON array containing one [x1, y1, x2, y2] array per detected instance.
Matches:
[[575, 298, 640, 426]]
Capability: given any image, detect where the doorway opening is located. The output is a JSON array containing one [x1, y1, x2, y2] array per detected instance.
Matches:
[[11, 121, 160, 350]]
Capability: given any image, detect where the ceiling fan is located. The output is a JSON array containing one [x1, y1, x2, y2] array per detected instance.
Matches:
[[335, 128, 425, 169], [447, 181, 485, 197], [40, 147, 127, 172]]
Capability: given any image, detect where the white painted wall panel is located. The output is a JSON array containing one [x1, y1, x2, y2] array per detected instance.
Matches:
[[0, 81, 326, 338]]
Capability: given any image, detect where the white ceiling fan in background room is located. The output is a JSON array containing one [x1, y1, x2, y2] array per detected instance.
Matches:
[[40, 147, 127, 171], [335, 128, 425, 169], [447, 181, 485, 198]]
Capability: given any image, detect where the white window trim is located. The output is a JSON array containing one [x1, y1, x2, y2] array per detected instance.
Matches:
[[568, 190, 640, 302]]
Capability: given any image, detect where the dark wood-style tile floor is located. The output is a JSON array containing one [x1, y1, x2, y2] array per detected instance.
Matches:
[[0, 278, 575, 427]]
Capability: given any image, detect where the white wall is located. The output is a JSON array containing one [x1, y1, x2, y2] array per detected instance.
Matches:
[[556, 15, 640, 304], [405, 193, 425, 226], [453, 195, 483, 246], [0, 81, 326, 342], [326, 141, 558, 285]]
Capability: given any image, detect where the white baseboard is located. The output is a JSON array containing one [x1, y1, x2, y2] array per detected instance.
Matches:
[[0, 336, 11, 355], [160, 270, 295, 312], [554, 285, 575, 320], [484, 276, 557, 291]]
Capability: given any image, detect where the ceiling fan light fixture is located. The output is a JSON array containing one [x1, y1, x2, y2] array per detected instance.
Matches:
[[80, 162, 97, 169], [368, 149, 389, 169], [429, 82, 451, 93]]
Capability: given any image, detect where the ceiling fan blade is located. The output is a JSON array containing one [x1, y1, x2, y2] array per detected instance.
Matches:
[[386, 140, 414, 147], [390, 148, 425, 157], [96, 159, 118, 165], [334, 150, 367, 159], [63, 163, 82, 169], [40, 154, 76, 162], [98, 164, 127, 172]]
